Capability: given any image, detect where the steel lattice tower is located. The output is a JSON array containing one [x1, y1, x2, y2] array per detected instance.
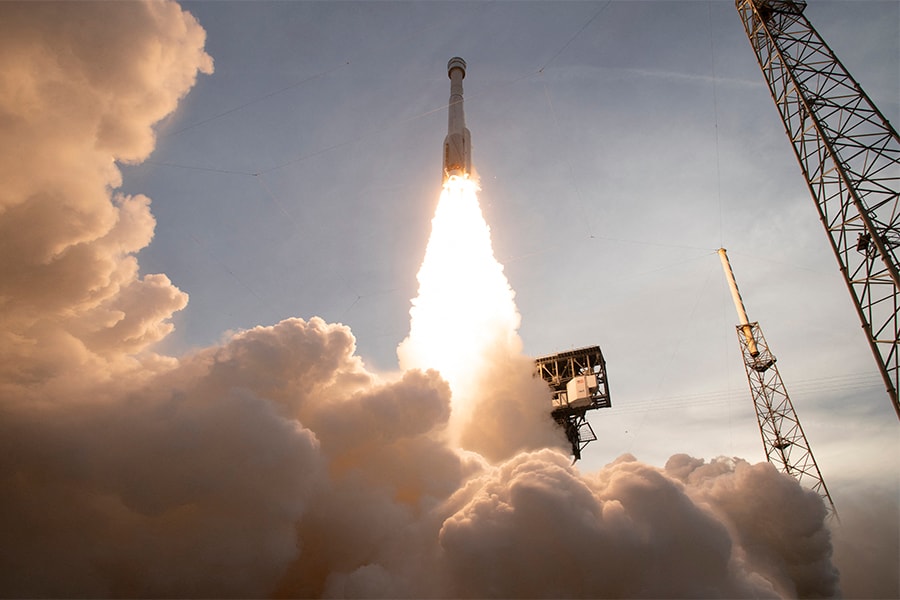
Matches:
[[736, 0, 900, 420], [719, 250, 837, 517]]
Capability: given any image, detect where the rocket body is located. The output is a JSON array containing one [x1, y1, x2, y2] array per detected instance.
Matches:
[[443, 57, 471, 182]]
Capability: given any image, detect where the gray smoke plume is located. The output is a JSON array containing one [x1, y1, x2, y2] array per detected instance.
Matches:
[[0, 1, 874, 598]]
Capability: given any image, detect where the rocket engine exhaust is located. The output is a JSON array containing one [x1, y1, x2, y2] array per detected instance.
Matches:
[[443, 57, 472, 183]]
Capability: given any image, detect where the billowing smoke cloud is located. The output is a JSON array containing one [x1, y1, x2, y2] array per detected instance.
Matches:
[[0, 2, 851, 598], [0, 0, 212, 387], [437, 452, 838, 598]]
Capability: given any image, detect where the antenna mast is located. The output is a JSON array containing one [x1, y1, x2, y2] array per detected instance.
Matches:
[[719, 249, 837, 517], [736, 0, 900, 420]]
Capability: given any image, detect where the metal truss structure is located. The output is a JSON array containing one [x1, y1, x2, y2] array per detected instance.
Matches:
[[534, 346, 611, 460], [736, 322, 837, 517], [736, 0, 900, 419]]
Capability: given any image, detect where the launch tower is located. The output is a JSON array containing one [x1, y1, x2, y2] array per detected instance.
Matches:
[[534, 346, 611, 460], [736, 0, 900, 420], [719, 249, 837, 517]]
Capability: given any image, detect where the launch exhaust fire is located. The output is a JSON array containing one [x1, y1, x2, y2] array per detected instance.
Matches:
[[397, 175, 524, 438]]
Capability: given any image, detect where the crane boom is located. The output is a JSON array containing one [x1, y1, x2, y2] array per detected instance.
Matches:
[[735, 0, 900, 420]]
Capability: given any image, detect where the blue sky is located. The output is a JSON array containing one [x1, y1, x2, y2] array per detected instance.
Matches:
[[122, 0, 898, 515]]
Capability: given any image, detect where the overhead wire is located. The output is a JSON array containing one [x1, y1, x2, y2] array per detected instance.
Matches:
[[705, 0, 737, 450], [725, 249, 831, 274], [615, 371, 884, 416], [528, 1, 723, 264], [187, 234, 266, 305], [707, 1, 725, 249], [616, 250, 719, 284], [254, 172, 300, 229], [537, 1, 613, 74], [160, 61, 352, 139], [535, 2, 615, 241], [497, 239, 716, 267], [625, 256, 722, 451], [540, 81, 596, 239], [141, 160, 256, 177]]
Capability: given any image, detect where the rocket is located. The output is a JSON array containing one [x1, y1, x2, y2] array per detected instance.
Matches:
[[443, 57, 472, 183]]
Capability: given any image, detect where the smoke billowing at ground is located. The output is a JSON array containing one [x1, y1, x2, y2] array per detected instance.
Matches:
[[3, 1, 892, 597]]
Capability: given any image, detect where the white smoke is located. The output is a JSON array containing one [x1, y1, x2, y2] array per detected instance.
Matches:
[[0, 2, 882, 598], [397, 178, 565, 462], [0, 0, 211, 389]]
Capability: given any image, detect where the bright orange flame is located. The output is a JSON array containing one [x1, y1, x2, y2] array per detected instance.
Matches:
[[398, 176, 521, 427]]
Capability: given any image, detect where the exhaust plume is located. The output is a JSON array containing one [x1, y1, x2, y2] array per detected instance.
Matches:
[[397, 176, 563, 460]]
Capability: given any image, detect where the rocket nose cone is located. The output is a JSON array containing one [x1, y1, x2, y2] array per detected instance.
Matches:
[[447, 56, 466, 78]]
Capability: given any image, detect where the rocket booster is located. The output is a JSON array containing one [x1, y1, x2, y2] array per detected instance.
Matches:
[[443, 57, 471, 182]]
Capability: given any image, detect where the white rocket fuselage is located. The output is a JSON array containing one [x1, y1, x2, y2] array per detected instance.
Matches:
[[443, 57, 471, 182]]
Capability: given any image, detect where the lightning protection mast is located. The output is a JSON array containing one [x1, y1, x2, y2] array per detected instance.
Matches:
[[719, 249, 837, 518], [736, 0, 900, 420]]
